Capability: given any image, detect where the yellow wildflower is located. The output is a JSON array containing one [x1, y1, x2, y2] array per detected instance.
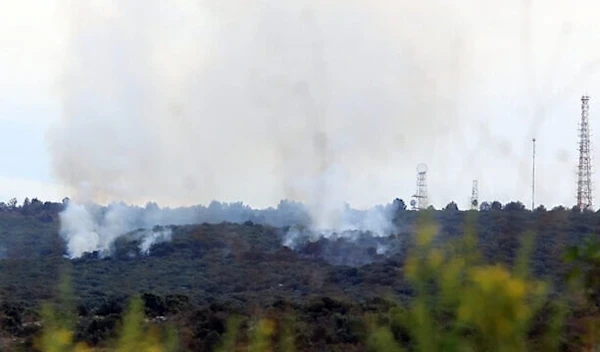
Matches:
[[506, 279, 526, 299], [56, 328, 73, 346], [73, 342, 93, 352]]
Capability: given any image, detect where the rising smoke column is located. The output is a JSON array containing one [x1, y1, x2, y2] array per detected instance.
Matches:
[[58, 201, 174, 258], [58, 199, 401, 258], [50, 1, 475, 255], [50, 0, 471, 209]]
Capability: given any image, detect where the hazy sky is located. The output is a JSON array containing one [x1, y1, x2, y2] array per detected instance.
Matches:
[[2, 0, 600, 210]]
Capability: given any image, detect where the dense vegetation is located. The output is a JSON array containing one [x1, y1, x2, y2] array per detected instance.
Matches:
[[0, 198, 598, 350]]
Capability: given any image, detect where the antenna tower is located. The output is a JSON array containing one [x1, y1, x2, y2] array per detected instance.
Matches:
[[532, 138, 536, 211], [577, 95, 593, 211], [471, 180, 479, 210], [411, 164, 428, 210]]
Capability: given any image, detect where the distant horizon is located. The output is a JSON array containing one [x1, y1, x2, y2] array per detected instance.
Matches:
[[0, 195, 591, 212]]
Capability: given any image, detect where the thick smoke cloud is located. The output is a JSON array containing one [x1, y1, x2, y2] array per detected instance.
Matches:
[[51, 1, 471, 256], [59, 199, 400, 258], [50, 0, 472, 217], [59, 201, 177, 258]]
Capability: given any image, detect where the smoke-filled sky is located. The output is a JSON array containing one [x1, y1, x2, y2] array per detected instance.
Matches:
[[2, 0, 600, 210]]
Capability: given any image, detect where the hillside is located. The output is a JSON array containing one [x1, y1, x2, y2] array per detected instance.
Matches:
[[0, 201, 598, 350]]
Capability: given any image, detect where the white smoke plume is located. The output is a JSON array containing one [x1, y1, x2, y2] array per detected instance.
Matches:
[[138, 228, 172, 255], [58, 198, 402, 258], [50, 0, 473, 226], [59, 201, 178, 258], [281, 200, 402, 249], [59, 202, 99, 258]]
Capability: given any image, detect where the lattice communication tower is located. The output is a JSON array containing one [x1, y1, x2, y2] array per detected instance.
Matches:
[[577, 95, 593, 211], [410, 164, 428, 210]]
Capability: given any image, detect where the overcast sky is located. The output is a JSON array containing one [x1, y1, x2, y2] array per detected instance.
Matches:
[[2, 0, 600, 210]]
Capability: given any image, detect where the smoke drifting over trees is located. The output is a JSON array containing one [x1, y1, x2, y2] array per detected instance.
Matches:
[[59, 199, 401, 258], [48, 1, 592, 245], [49, 0, 475, 216]]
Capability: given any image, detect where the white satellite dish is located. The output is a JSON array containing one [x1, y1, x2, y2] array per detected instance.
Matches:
[[417, 163, 428, 174]]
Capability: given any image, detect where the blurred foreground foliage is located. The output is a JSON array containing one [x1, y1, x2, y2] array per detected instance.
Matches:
[[19, 212, 599, 351]]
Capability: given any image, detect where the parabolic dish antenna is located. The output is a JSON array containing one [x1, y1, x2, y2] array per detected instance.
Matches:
[[417, 163, 428, 174], [410, 199, 417, 207]]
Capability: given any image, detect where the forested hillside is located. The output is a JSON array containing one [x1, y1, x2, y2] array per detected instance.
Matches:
[[0, 199, 598, 350]]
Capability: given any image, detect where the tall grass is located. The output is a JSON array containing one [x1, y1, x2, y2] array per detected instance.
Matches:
[[375, 222, 551, 352]]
